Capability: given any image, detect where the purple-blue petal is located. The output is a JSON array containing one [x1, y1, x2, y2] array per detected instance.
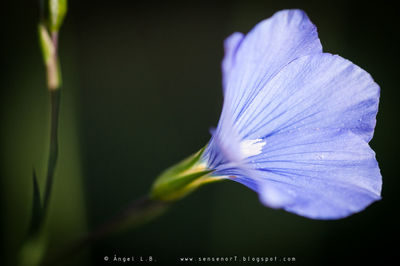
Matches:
[[235, 53, 379, 143], [252, 128, 381, 219], [204, 9, 381, 219], [222, 9, 322, 121]]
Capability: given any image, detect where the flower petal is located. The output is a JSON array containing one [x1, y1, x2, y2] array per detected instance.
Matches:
[[205, 10, 382, 220], [209, 9, 325, 174], [223, 9, 322, 120], [235, 53, 379, 142], [247, 128, 381, 219], [222, 32, 244, 90]]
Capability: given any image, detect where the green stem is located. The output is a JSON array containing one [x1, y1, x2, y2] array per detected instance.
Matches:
[[40, 196, 169, 266], [43, 89, 60, 212]]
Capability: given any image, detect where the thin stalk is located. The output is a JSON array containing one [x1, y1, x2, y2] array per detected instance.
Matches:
[[42, 88, 60, 211], [41, 29, 61, 213]]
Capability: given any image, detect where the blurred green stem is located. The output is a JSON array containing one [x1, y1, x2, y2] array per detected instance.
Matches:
[[38, 11, 63, 212], [43, 89, 60, 211], [19, 25, 62, 266], [38, 24, 62, 213], [38, 0, 66, 213]]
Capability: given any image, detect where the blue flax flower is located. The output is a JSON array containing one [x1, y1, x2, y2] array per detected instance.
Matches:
[[202, 9, 381, 219]]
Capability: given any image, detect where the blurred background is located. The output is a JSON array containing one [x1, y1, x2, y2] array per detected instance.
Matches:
[[1, 0, 398, 265]]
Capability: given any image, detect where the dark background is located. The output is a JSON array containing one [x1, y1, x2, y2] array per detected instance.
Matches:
[[1, 0, 398, 265]]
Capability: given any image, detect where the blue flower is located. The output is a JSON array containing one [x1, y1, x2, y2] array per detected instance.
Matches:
[[202, 9, 382, 219]]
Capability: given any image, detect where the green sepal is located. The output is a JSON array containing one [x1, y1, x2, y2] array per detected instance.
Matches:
[[38, 24, 54, 65], [48, 0, 68, 33], [150, 147, 219, 201]]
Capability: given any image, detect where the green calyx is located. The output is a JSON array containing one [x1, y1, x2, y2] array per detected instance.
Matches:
[[150, 147, 220, 201]]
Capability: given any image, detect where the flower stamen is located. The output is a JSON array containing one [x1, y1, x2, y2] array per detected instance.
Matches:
[[240, 139, 266, 158]]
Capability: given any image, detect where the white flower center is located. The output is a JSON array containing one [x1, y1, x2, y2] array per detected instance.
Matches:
[[240, 138, 266, 158]]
